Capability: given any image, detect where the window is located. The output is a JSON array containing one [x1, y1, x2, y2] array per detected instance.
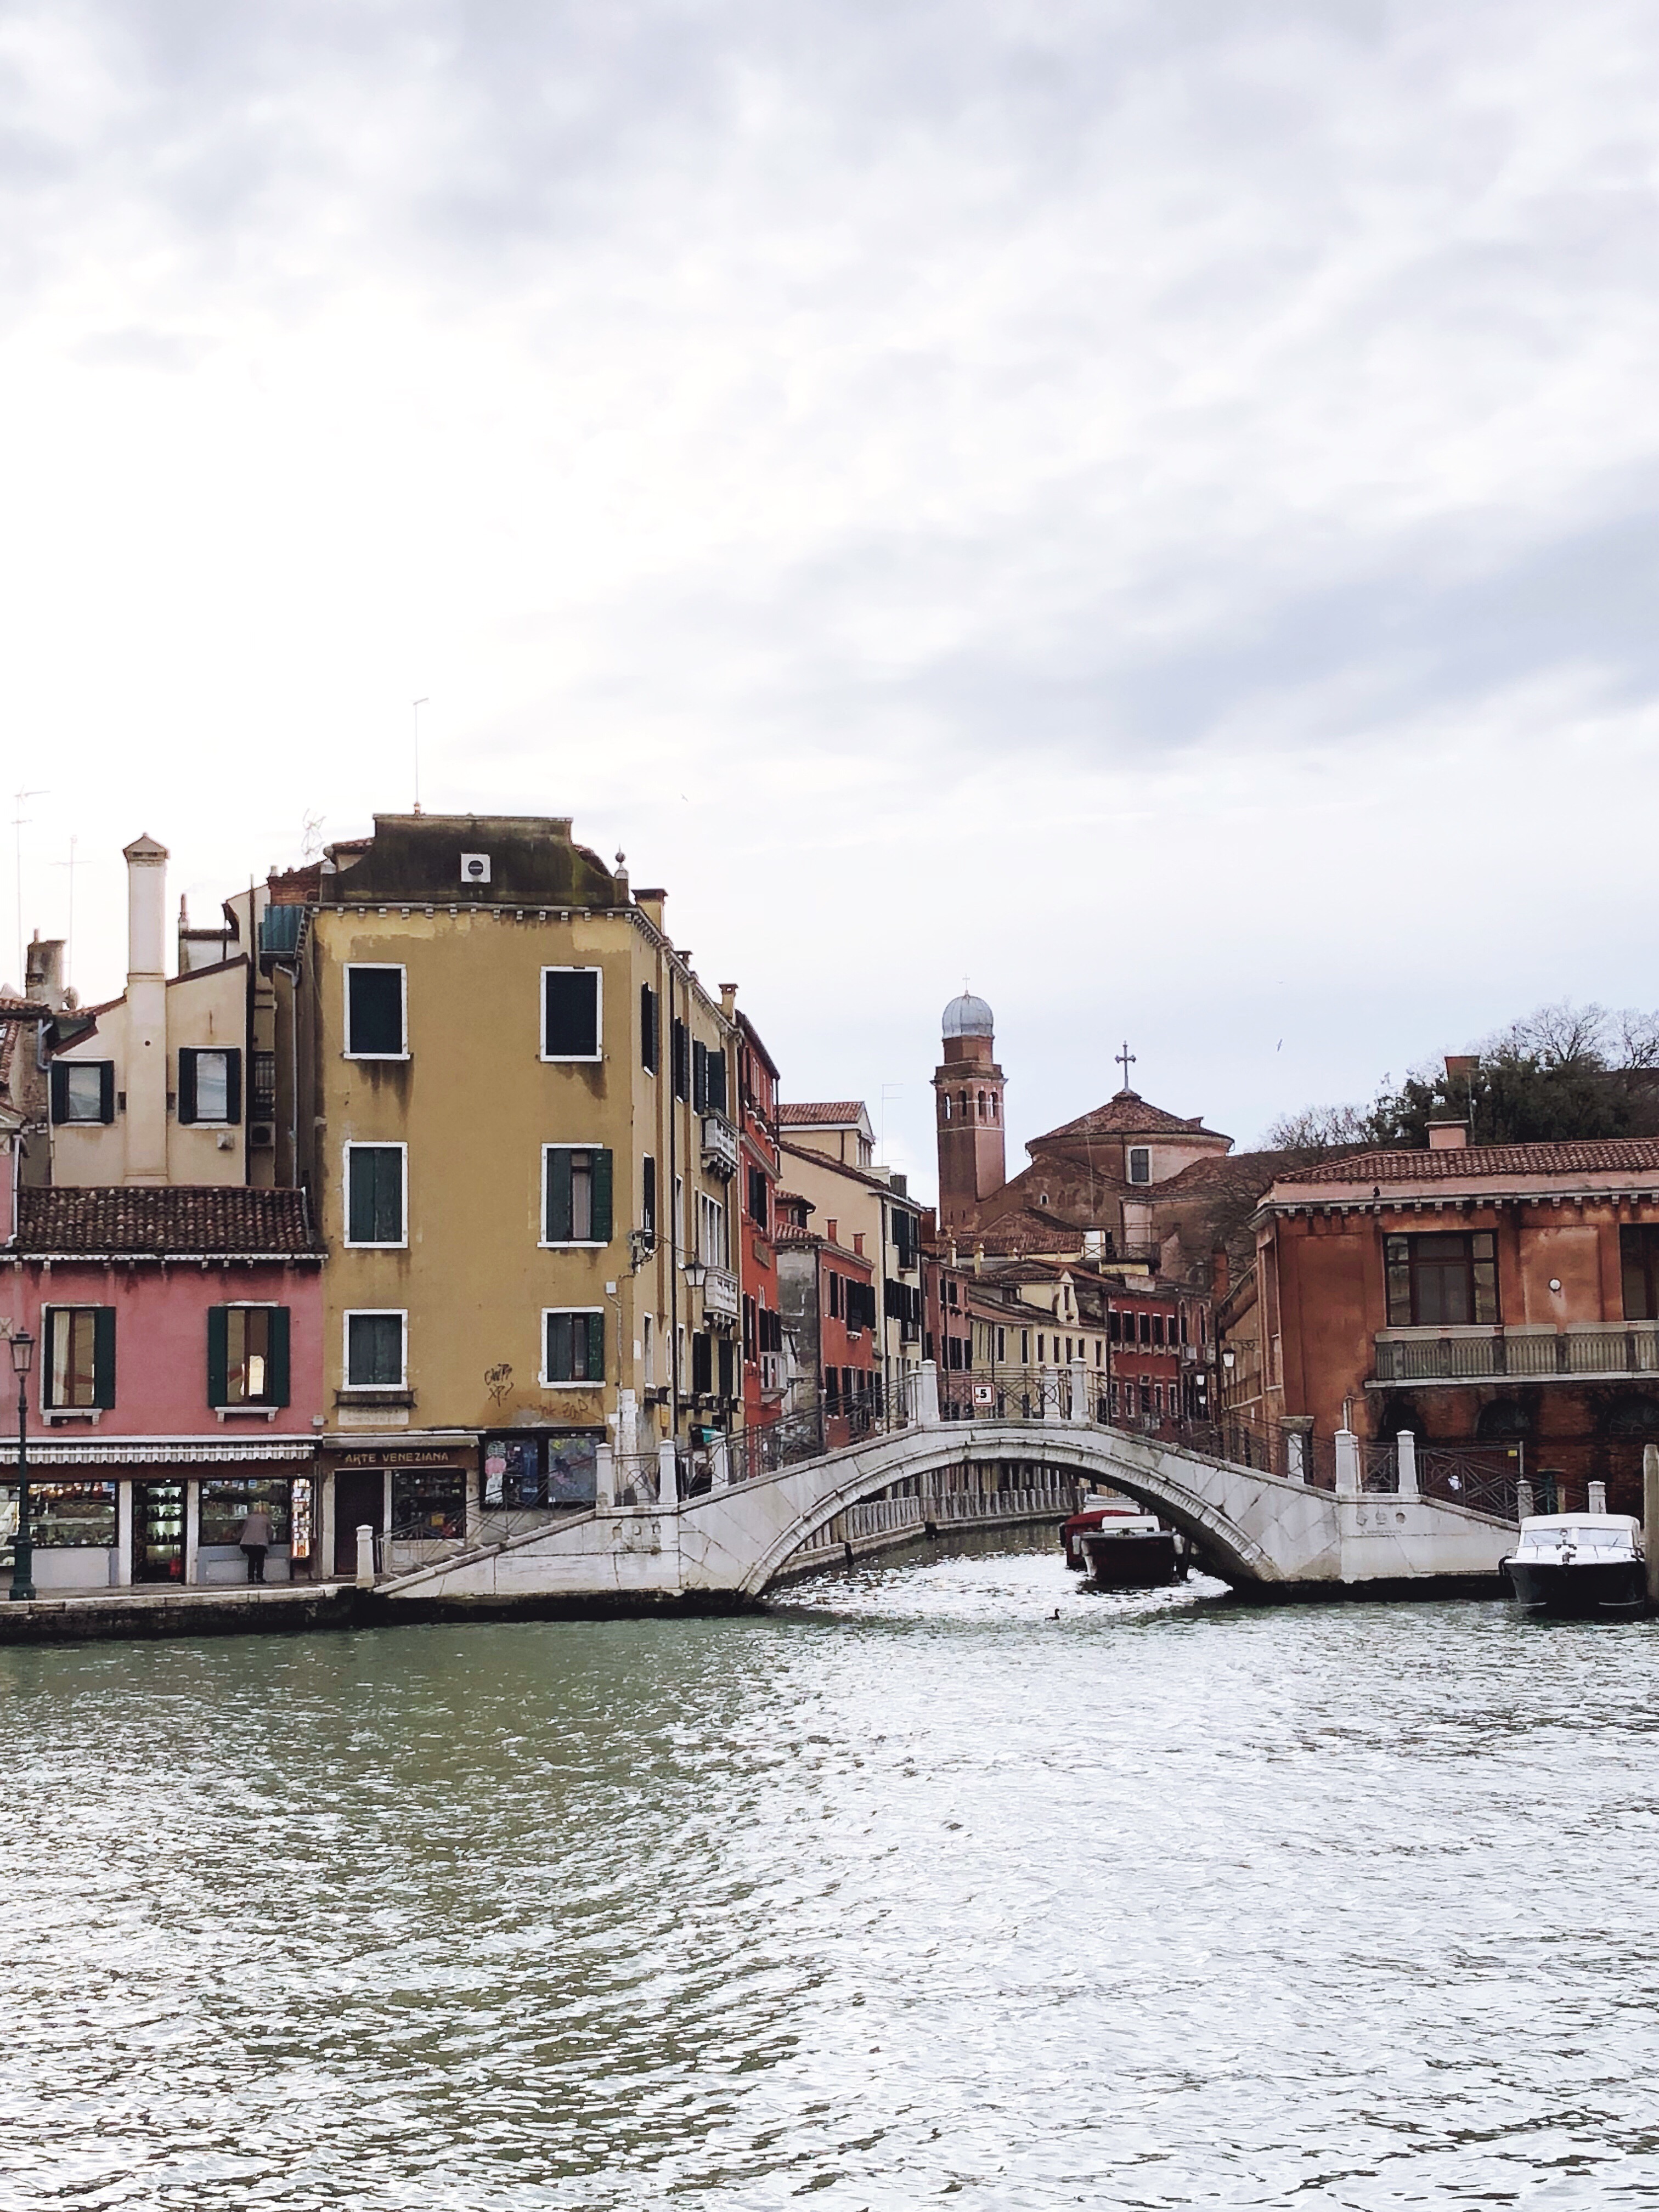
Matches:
[[642, 1314, 656, 1386], [1127, 1147, 1151, 1185], [50, 1060, 114, 1124], [393, 1468, 466, 1537], [252, 1050, 276, 1118], [828, 1270, 843, 1319], [179, 1047, 241, 1125], [542, 967, 602, 1060], [672, 1018, 690, 1101], [1623, 1227, 1659, 1320], [43, 1307, 114, 1410], [696, 1190, 727, 1268], [1385, 1232, 1499, 1327], [0, 1481, 116, 1547], [642, 1155, 657, 1239], [692, 1332, 713, 1396], [200, 1479, 292, 1547], [674, 1175, 685, 1265], [1109, 1308, 1122, 1344], [208, 1306, 290, 1408], [544, 1146, 613, 1245], [747, 1166, 769, 1229], [345, 1143, 406, 1246], [345, 1310, 405, 1387], [640, 983, 660, 1074], [346, 966, 405, 1057], [1139, 1312, 1151, 1346], [544, 1309, 605, 1384], [1151, 1315, 1164, 1348], [1020, 1329, 1030, 1363]]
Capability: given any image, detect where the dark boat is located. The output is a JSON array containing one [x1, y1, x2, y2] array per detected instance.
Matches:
[[1077, 1514, 1187, 1590], [1061, 1496, 1147, 1570], [1502, 1515, 1647, 1617]]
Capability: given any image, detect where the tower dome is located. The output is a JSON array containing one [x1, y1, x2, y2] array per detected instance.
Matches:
[[942, 991, 994, 1039]]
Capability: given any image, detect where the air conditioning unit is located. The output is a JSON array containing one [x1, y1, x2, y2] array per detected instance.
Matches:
[[250, 1123, 275, 1149]]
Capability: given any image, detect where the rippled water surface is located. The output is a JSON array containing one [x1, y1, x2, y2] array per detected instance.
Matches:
[[5, 1535, 1659, 2208]]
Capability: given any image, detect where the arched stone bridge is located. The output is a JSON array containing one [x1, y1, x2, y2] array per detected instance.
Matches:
[[378, 1415, 1517, 1610]]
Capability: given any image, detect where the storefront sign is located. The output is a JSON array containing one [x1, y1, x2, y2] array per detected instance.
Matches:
[[332, 1445, 473, 1469]]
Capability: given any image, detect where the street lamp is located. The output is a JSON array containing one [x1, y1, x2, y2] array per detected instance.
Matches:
[[9, 1328, 33, 1603]]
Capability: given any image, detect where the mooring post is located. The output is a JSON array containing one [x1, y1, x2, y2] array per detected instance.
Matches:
[[595, 1443, 615, 1514], [1515, 1477, 1534, 1522], [1397, 1429, 1419, 1499], [1588, 1479, 1607, 1515], [1645, 1444, 1659, 1607], [354, 1523, 376, 1589], [1335, 1429, 1359, 1498], [657, 1439, 679, 1507], [1069, 1358, 1088, 1424]]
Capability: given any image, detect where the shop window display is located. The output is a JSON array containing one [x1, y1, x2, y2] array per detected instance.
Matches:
[[391, 1467, 466, 1538], [199, 1479, 293, 1548], [0, 1481, 117, 1547]]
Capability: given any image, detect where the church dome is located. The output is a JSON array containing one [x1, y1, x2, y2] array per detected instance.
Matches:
[[942, 991, 995, 1039]]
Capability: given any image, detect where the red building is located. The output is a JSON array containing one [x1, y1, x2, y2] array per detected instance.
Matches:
[[1237, 1132, 1659, 1513], [775, 1196, 878, 1441], [730, 1001, 785, 1428]]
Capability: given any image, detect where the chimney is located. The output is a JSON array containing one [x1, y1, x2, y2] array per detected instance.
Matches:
[[24, 935, 66, 1011], [719, 983, 738, 1019], [852, 1231, 864, 1256], [122, 833, 170, 1185], [1427, 1121, 1469, 1150], [826, 1218, 838, 1246]]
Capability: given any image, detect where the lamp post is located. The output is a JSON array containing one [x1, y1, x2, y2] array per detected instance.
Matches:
[[9, 1328, 34, 1602]]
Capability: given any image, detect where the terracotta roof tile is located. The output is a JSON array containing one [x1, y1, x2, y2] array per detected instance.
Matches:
[[777, 1102, 868, 1126], [14, 1186, 321, 1256], [1034, 1089, 1231, 1146], [1285, 1139, 1659, 1186]]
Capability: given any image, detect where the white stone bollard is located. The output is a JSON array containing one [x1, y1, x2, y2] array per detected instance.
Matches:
[[1588, 1480, 1607, 1515], [1397, 1430, 1419, 1499], [710, 1432, 731, 1489], [1042, 1366, 1062, 1424], [1335, 1430, 1360, 1498], [1069, 1358, 1088, 1424], [354, 1523, 376, 1589], [1516, 1478, 1534, 1523], [657, 1439, 679, 1507], [595, 1443, 615, 1514], [918, 1360, 941, 1428], [1285, 1432, 1308, 1486]]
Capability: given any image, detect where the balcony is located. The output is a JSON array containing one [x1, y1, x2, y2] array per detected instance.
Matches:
[[700, 1264, 741, 1321], [701, 1113, 738, 1181], [1372, 1323, 1659, 1387]]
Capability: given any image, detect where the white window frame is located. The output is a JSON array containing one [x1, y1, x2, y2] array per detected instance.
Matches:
[[59, 1060, 111, 1124], [343, 963, 409, 1061], [343, 1140, 409, 1250], [540, 965, 603, 1064], [341, 1308, 407, 1390], [539, 1306, 605, 1388], [696, 1189, 727, 1269], [1127, 1146, 1151, 1186], [539, 1142, 610, 1249]]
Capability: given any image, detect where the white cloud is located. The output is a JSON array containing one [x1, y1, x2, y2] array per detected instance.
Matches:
[[1, 0, 1656, 1195]]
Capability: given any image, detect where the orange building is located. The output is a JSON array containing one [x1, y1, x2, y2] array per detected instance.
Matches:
[[1243, 1133, 1659, 1514]]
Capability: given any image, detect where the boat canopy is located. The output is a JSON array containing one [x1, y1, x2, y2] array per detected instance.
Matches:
[[1514, 1514, 1641, 1556]]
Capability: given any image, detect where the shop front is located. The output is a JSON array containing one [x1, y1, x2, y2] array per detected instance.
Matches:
[[324, 1442, 478, 1578], [0, 1443, 320, 1590]]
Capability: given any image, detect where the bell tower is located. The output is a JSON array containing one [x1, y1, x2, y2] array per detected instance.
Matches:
[[933, 992, 1006, 1230]]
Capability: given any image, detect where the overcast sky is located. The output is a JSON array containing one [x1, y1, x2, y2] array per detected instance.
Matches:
[[3, 0, 1657, 1197]]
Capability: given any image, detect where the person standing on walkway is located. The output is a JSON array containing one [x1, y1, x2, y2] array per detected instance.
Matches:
[[238, 1505, 273, 1584]]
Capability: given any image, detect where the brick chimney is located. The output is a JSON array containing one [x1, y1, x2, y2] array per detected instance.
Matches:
[[1427, 1121, 1469, 1150]]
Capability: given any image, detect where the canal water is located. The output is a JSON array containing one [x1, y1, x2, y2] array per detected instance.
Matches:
[[3, 1533, 1658, 2209]]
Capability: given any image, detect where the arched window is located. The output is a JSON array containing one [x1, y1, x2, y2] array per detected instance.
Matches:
[[1476, 1399, 1533, 1442], [941, 1094, 951, 1122], [959, 1091, 970, 1121], [978, 1091, 987, 1118]]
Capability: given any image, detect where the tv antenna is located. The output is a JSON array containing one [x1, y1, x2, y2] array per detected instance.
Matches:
[[52, 835, 81, 991], [12, 788, 45, 994]]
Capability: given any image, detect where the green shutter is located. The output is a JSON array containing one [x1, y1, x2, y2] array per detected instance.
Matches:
[[267, 1307, 290, 1407], [584, 1308, 604, 1381], [99, 1063, 115, 1123], [547, 1311, 572, 1380], [348, 1152, 372, 1243], [225, 1051, 242, 1125], [374, 1150, 403, 1243], [591, 1149, 613, 1244], [49, 1064, 68, 1122], [546, 1148, 573, 1242], [92, 1307, 116, 1409], [207, 1307, 228, 1406], [178, 1051, 198, 1125]]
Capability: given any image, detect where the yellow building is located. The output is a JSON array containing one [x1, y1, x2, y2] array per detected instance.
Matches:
[[285, 814, 741, 1571]]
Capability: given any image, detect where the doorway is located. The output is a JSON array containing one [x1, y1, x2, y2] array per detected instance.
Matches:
[[333, 1470, 384, 1577], [133, 1481, 186, 1583]]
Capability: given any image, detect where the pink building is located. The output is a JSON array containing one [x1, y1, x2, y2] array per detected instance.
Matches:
[[1, 1174, 324, 1589]]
